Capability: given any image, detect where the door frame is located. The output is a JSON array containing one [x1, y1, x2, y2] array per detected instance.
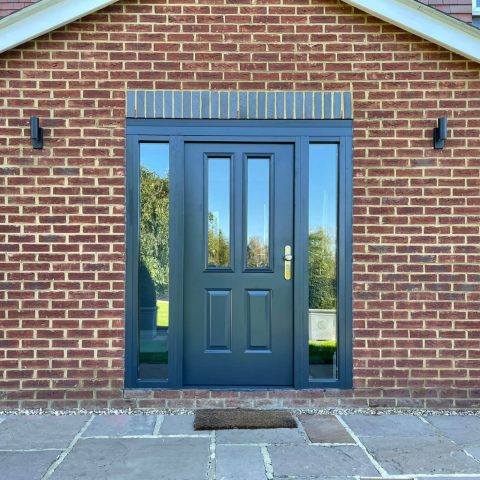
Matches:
[[125, 119, 353, 389]]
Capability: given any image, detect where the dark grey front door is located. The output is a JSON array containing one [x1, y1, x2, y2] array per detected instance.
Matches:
[[184, 142, 294, 386]]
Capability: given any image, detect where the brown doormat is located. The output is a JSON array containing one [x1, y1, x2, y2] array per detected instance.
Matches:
[[194, 409, 297, 430]]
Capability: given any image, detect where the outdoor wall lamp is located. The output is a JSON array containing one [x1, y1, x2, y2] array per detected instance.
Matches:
[[30, 116, 43, 149], [434, 117, 448, 149]]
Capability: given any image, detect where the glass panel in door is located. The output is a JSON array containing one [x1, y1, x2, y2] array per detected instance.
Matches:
[[207, 158, 231, 268], [246, 158, 270, 269]]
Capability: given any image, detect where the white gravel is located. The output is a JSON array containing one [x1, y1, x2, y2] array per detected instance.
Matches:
[[294, 407, 480, 416], [0, 407, 479, 416]]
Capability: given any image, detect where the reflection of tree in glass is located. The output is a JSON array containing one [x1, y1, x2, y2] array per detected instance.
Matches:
[[247, 236, 268, 268], [309, 228, 336, 309], [140, 166, 169, 299], [207, 212, 229, 266]]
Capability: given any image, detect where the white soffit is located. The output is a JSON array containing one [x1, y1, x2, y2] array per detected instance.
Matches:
[[342, 0, 480, 63], [0, 0, 119, 54]]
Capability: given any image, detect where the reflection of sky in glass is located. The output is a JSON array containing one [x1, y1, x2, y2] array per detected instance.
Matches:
[[208, 158, 230, 244], [309, 144, 338, 240], [247, 159, 269, 263], [140, 143, 169, 178]]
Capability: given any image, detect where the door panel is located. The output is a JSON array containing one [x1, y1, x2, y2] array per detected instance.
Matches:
[[206, 289, 232, 351], [246, 290, 271, 350], [184, 143, 294, 386]]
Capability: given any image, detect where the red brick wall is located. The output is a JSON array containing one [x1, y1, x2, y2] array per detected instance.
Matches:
[[419, 0, 473, 23], [0, 0, 479, 410], [0, 0, 39, 19]]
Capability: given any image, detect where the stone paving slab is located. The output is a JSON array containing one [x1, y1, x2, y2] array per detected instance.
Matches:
[[216, 445, 265, 480], [298, 415, 354, 443], [82, 414, 156, 437], [275, 477, 356, 480], [269, 445, 379, 478], [160, 414, 210, 436], [360, 435, 480, 475], [360, 478, 412, 480], [1, 414, 480, 479], [340, 414, 436, 438], [425, 415, 480, 446], [360, 478, 413, 480], [0, 450, 61, 480], [421, 477, 480, 480], [50, 437, 211, 480], [216, 427, 305, 445], [0, 416, 89, 450], [465, 446, 480, 460]]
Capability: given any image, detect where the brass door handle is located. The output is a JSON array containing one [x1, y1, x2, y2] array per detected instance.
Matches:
[[284, 245, 293, 280]]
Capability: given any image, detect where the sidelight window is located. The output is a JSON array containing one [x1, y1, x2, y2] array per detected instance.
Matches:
[[308, 144, 339, 380], [138, 143, 170, 380]]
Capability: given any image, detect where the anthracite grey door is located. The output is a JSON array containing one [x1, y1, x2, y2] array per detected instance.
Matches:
[[184, 143, 294, 386]]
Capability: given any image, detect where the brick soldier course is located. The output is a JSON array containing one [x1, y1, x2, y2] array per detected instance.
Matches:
[[0, 0, 479, 410]]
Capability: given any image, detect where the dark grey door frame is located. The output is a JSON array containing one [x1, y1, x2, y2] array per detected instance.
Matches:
[[125, 119, 353, 389]]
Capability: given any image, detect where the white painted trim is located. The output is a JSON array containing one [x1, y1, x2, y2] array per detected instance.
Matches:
[[0, 0, 119, 54], [342, 0, 480, 63]]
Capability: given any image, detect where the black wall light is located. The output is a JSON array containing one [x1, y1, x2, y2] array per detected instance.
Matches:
[[434, 117, 448, 149], [30, 116, 43, 149]]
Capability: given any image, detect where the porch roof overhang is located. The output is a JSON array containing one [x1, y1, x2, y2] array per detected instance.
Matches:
[[0, 0, 118, 54], [0, 0, 479, 63], [342, 0, 480, 63]]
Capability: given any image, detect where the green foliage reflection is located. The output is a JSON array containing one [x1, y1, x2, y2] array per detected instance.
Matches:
[[308, 228, 336, 309], [247, 236, 269, 268], [207, 212, 230, 267], [140, 166, 169, 299], [309, 340, 337, 365]]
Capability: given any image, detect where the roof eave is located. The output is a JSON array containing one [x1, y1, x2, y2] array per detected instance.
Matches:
[[342, 0, 480, 63], [0, 0, 118, 54]]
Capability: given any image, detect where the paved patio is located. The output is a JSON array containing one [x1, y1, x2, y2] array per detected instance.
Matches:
[[0, 413, 480, 479]]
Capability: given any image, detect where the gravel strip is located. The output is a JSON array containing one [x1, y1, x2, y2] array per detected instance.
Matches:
[[0, 407, 478, 416], [0, 409, 194, 416], [294, 407, 480, 416]]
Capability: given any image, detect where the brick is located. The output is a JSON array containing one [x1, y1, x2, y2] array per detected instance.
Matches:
[[0, 0, 479, 410]]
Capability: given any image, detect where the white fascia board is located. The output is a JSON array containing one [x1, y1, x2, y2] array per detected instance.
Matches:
[[342, 0, 480, 63], [0, 0, 119, 54]]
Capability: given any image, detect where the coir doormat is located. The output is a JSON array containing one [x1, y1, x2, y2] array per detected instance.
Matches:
[[194, 409, 297, 430]]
